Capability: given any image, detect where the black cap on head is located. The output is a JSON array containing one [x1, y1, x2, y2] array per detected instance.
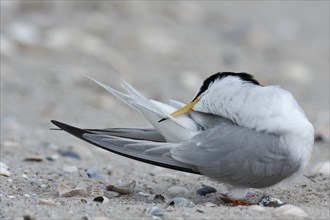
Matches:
[[192, 72, 261, 101]]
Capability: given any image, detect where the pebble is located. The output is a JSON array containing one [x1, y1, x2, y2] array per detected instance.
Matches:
[[204, 202, 217, 207], [273, 204, 308, 218], [0, 162, 11, 177], [167, 197, 196, 208], [2, 140, 19, 148], [167, 186, 189, 197], [106, 191, 120, 198], [8, 21, 41, 46], [147, 206, 167, 217], [60, 149, 81, 160], [93, 196, 110, 204], [23, 214, 36, 220], [106, 180, 135, 195], [58, 183, 87, 197], [62, 165, 78, 173], [196, 185, 217, 196], [24, 155, 43, 162], [138, 191, 151, 197], [37, 199, 60, 206], [46, 154, 59, 162], [257, 195, 285, 207], [85, 169, 103, 179]]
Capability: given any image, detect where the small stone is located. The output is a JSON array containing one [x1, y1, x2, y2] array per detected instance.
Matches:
[[23, 214, 36, 220], [62, 165, 78, 173], [197, 185, 217, 196], [258, 195, 285, 207], [168, 197, 196, 208], [167, 186, 189, 197], [147, 206, 167, 217], [204, 202, 217, 207], [24, 155, 43, 162], [8, 22, 41, 46], [93, 196, 109, 204], [0, 162, 11, 177], [60, 149, 81, 160], [46, 154, 59, 162], [2, 140, 19, 148], [80, 199, 88, 203], [106, 191, 120, 198], [106, 180, 135, 195], [37, 199, 60, 206], [85, 169, 103, 179], [138, 191, 151, 197], [94, 216, 110, 220], [274, 204, 308, 218]]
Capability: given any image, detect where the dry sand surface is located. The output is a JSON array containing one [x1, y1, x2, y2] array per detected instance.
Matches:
[[1, 1, 329, 219]]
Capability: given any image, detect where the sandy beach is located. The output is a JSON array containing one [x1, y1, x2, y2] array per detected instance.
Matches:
[[1, 1, 329, 219]]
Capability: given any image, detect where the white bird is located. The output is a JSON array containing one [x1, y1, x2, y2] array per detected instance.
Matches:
[[52, 72, 314, 204]]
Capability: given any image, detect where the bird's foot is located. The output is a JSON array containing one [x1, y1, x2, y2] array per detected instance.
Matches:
[[219, 194, 253, 206]]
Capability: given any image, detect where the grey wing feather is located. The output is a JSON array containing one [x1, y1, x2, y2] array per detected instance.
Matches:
[[85, 128, 166, 142], [170, 124, 301, 188], [83, 133, 199, 173]]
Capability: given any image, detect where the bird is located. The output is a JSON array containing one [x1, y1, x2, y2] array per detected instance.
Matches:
[[52, 72, 314, 205]]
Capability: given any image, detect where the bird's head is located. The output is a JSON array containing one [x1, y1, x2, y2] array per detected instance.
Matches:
[[171, 72, 261, 117]]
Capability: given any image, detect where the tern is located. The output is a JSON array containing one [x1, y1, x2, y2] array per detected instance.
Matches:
[[52, 72, 314, 204]]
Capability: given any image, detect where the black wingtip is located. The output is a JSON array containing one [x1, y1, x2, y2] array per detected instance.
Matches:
[[51, 120, 92, 138]]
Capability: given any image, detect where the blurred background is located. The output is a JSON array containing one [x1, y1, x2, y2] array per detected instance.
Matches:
[[1, 1, 329, 156]]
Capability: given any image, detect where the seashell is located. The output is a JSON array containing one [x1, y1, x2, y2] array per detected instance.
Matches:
[[150, 193, 168, 203], [147, 206, 167, 217], [197, 185, 217, 196], [167, 197, 196, 208], [0, 162, 10, 177], [106, 180, 135, 195], [257, 195, 285, 207], [273, 204, 308, 218], [93, 196, 109, 204], [167, 186, 189, 197], [24, 155, 43, 162], [85, 169, 103, 179], [37, 199, 60, 206], [58, 183, 87, 197], [87, 186, 104, 197]]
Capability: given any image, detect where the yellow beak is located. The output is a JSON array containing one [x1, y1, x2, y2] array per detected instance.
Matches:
[[170, 97, 201, 117]]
